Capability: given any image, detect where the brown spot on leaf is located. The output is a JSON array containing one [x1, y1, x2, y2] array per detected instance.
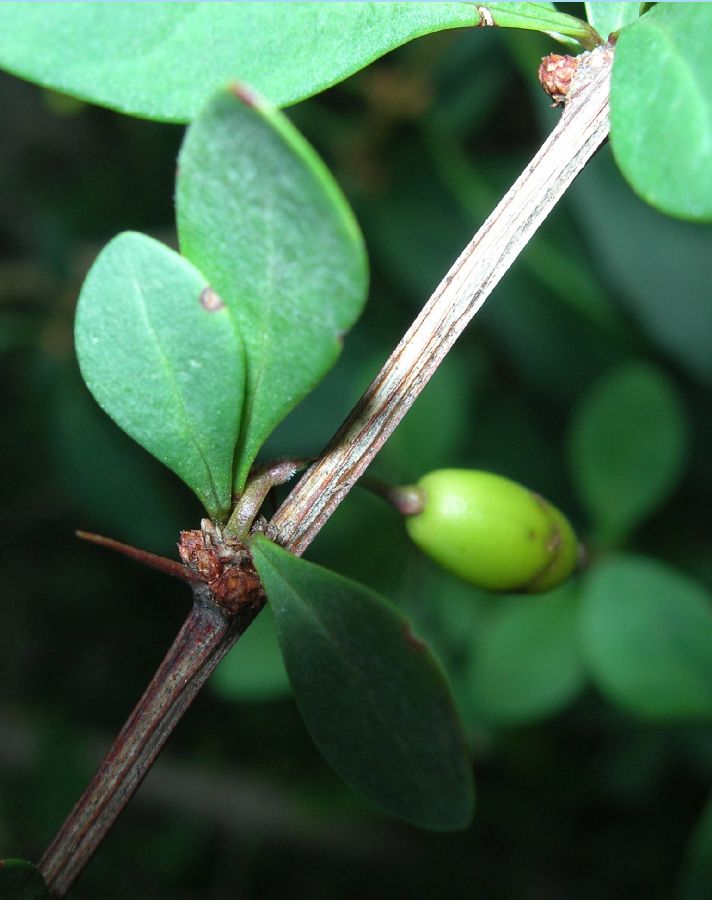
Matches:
[[229, 82, 258, 107], [200, 286, 225, 312]]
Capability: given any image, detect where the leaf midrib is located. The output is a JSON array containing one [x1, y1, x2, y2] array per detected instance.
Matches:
[[131, 273, 221, 512]]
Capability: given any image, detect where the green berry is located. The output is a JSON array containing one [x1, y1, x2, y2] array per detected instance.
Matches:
[[404, 469, 579, 593]]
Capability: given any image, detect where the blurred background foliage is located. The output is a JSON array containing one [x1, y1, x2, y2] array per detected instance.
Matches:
[[2, 14, 712, 900]]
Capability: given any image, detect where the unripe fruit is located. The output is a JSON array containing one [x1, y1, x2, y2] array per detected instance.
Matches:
[[404, 469, 579, 593]]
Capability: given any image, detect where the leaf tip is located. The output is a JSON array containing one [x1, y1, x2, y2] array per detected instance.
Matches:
[[402, 621, 427, 654], [228, 81, 261, 109]]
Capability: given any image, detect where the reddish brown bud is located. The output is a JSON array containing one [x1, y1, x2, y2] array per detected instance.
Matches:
[[178, 522, 264, 616], [538, 53, 580, 106]]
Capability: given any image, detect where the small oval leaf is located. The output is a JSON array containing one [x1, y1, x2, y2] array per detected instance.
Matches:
[[611, 3, 712, 221], [250, 534, 475, 831], [568, 149, 712, 386], [567, 361, 688, 544], [177, 88, 367, 489], [0, 3, 479, 121], [0, 860, 50, 900], [581, 555, 712, 721], [468, 584, 585, 725], [75, 231, 245, 521]]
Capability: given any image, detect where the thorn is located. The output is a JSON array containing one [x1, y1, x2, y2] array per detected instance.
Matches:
[[75, 531, 199, 584]]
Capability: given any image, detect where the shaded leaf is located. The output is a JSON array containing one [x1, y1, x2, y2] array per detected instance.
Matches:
[[177, 88, 367, 489], [211, 606, 290, 703], [581, 555, 712, 720], [0, 860, 50, 900], [250, 535, 475, 831], [584, 2, 639, 39], [567, 361, 688, 543], [468, 584, 585, 725], [567, 147, 712, 385], [611, 3, 712, 221], [0, 2, 479, 121], [75, 231, 245, 521]]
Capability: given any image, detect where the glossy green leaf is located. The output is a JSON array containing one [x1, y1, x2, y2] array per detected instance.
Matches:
[[611, 3, 712, 221], [0, 860, 50, 900], [75, 231, 245, 521], [468, 584, 585, 724], [211, 607, 290, 703], [0, 2, 479, 121], [584, 2, 640, 40], [581, 556, 712, 720], [481, 3, 601, 48], [177, 88, 367, 489], [250, 535, 474, 831], [567, 362, 688, 543]]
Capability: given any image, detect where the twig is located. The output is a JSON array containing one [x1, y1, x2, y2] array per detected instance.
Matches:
[[38, 44, 612, 897], [75, 530, 198, 584], [270, 44, 613, 556]]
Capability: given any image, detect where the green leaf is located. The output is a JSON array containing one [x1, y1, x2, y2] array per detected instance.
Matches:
[[611, 3, 712, 221], [580, 555, 712, 721], [480, 3, 601, 49], [0, 860, 50, 900], [75, 231, 245, 521], [0, 2, 479, 121], [211, 606, 290, 703], [468, 584, 585, 725], [567, 361, 688, 543], [567, 147, 712, 385], [250, 535, 475, 831], [177, 88, 367, 490], [584, 2, 640, 39]]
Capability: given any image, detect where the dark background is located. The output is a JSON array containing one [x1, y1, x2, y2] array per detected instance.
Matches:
[[2, 18, 712, 900]]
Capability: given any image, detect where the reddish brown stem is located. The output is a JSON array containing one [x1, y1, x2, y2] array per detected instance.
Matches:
[[39, 585, 262, 896]]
